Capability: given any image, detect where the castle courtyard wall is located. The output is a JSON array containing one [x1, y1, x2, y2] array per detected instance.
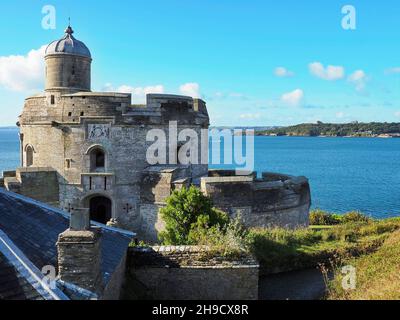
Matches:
[[125, 246, 259, 300]]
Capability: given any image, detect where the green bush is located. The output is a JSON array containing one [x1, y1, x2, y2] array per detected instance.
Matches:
[[189, 215, 250, 257], [310, 210, 372, 226], [341, 211, 372, 224], [159, 186, 229, 245], [309, 209, 342, 225]]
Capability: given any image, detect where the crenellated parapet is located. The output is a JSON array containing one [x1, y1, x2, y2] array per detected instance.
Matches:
[[201, 171, 311, 229]]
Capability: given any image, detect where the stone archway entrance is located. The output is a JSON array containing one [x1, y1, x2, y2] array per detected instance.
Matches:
[[89, 196, 112, 224]]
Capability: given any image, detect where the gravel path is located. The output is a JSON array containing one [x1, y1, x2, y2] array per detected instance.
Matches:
[[259, 268, 331, 300]]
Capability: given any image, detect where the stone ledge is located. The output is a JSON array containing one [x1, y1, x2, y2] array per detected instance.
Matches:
[[129, 246, 259, 269]]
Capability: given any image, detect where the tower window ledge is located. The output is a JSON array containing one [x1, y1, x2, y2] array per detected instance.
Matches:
[[81, 172, 114, 177]]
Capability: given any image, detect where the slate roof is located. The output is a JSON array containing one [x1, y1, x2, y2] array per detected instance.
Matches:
[[0, 188, 134, 299], [0, 251, 45, 300], [0, 229, 68, 300]]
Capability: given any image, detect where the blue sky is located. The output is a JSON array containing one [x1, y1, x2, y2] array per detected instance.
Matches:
[[0, 0, 399, 126]]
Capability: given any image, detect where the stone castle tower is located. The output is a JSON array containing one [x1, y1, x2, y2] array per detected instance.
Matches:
[[3, 25, 311, 242], [15, 25, 210, 240]]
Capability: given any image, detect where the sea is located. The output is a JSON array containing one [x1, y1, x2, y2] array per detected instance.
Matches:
[[1, 127, 399, 218]]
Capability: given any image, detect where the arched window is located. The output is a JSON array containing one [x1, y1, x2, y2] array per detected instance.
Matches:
[[26, 145, 34, 167], [90, 148, 105, 172]]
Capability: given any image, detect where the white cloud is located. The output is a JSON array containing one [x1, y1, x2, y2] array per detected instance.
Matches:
[[0, 45, 46, 91], [309, 62, 345, 80], [274, 67, 294, 77], [395, 111, 400, 118], [336, 112, 345, 119], [385, 67, 400, 75], [281, 89, 304, 107], [179, 82, 200, 98], [117, 84, 164, 96], [239, 113, 261, 120], [104, 84, 165, 102], [348, 70, 368, 91]]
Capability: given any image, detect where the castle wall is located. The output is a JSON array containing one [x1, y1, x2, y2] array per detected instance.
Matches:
[[45, 55, 91, 92], [125, 246, 259, 300], [201, 173, 311, 229], [18, 93, 210, 240], [3, 168, 59, 206]]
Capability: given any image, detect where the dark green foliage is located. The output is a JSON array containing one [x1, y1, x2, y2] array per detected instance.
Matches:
[[309, 209, 342, 225], [309, 209, 371, 226], [341, 211, 372, 224], [159, 186, 229, 245], [259, 122, 400, 137]]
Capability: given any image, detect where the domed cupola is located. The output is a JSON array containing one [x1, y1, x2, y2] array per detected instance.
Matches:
[[45, 25, 92, 93], [45, 25, 91, 58]]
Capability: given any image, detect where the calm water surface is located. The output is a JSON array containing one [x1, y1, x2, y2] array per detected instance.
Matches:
[[1, 128, 399, 218], [210, 136, 400, 218]]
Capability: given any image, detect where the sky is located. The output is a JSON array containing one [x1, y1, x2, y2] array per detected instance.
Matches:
[[0, 0, 399, 126]]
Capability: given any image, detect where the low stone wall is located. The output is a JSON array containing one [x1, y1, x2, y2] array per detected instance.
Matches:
[[125, 246, 259, 300], [3, 167, 59, 205], [201, 172, 311, 229]]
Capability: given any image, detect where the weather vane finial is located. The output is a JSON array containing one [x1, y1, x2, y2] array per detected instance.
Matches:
[[65, 18, 74, 35]]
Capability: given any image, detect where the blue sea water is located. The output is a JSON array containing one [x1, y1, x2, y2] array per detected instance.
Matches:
[[1, 128, 399, 218], [210, 136, 400, 219], [0, 128, 19, 174]]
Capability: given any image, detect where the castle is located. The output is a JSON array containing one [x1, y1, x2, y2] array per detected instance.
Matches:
[[2, 25, 311, 241]]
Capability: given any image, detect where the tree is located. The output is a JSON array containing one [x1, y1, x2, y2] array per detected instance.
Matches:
[[159, 186, 229, 245]]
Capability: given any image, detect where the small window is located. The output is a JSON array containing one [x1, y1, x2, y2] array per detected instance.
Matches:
[[50, 95, 55, 105], [80, 112, 84, 117], [72, 65, 75, 76], [95, 150, 105, 168], [90, 148, 106, 172], [26, 146, 34, 167], [68, 112, 72, 117], [65, 159, 72, 169]]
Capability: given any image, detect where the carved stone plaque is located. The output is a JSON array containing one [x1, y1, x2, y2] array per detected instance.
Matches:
[[87, 124, 111, 140]]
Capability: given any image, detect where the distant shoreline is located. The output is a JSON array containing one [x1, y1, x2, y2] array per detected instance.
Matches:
[[255, 134, 400, 139]]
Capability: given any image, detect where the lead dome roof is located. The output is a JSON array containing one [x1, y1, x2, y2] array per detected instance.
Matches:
[[45, 25, 91, 58]]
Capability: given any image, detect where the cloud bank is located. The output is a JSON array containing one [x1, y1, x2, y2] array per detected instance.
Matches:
[[309, 62, 345, 81], [0, 45, 46, 91]]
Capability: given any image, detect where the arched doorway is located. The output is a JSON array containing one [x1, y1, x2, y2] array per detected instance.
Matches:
[[89, 196, 112, 224]]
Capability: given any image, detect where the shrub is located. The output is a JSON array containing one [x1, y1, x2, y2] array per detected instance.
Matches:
[[310, 210, 372, 226], [159, 186, 229, 245], [341, 211, 372, 224], [309, 209, 342, 225], [190, 215, 249, 257]]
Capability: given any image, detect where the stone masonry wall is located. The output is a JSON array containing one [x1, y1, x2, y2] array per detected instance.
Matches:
[[125, 246, 259, 300], [201, 172, 311, 229], [3, 167, 59, 206]]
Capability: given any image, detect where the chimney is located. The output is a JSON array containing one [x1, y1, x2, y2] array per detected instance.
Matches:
[[57, 208, 103, 294]]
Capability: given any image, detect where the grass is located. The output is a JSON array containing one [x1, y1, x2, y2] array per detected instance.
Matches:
[[326, 228, 400, 300], [132, 207, 400, 292], [247, 218, 400, 274]]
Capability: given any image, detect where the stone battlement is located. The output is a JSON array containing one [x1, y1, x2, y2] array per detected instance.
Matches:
[[21, 93, 208, 127], [201, 171, 311, 229]]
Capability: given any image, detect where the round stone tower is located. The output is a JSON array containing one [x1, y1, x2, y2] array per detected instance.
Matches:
[[16, 24, 210, 241], [45, 25, 92, 93]]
